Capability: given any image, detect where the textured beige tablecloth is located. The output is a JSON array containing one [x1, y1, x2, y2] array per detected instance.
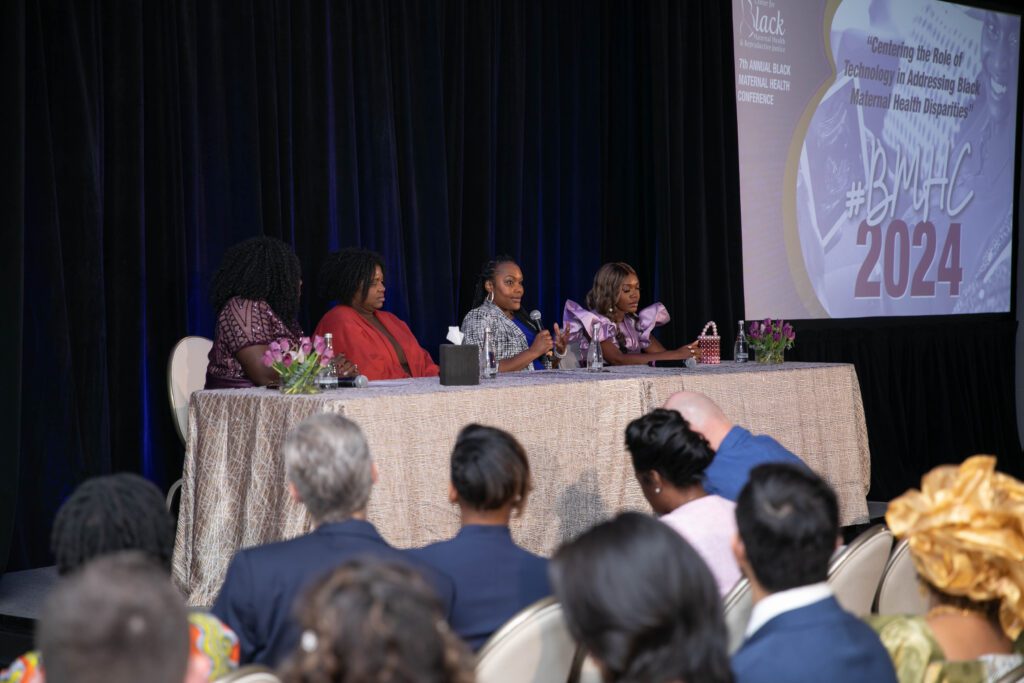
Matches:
[[172, 362, 870, 606]]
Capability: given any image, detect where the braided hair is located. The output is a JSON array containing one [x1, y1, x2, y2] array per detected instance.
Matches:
[[470, 254, 517, 308], [210, 236, 302, 323], [50, 473, 176, 576], [318, 248, 385, 306], [280, 560, 474, 683], [470, 255, 536, 327]]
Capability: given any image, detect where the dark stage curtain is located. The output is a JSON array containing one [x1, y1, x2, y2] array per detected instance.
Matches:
[[5, 0, 1019, 571]]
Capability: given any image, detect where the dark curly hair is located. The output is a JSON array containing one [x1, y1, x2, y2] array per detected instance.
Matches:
[[210, 236, 302, 323], [280, 560, 474, 683], [318, 248, 385, 307], [50, 473, 176, 576]]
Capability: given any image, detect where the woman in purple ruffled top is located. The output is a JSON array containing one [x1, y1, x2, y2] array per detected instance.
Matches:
[[563, 262, 699, 366]]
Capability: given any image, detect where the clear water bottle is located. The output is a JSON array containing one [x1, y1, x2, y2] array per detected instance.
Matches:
[[733, 320, 748, 363], [587, 320, 604, 372], [317, 333, 340, 389], [482, 327, 498, 379]]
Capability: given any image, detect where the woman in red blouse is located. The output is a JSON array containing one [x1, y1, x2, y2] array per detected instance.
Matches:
[[315, 248, 439, 380]]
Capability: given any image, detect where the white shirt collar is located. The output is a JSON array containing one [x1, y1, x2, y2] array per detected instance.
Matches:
[[744, 582, 833, 638]]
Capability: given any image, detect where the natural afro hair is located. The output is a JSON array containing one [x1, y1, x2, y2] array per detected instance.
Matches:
[[50, 473, 176, 576], [210, 236, 302, 323], [318, 248, 385, 307]]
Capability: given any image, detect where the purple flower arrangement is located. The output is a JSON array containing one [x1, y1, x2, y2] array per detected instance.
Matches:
[[747, 319, 795, 364], [262, 335, 335, 394]]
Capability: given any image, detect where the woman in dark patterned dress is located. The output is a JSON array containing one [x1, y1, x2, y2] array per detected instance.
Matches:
[[205, 237, 353, 389]]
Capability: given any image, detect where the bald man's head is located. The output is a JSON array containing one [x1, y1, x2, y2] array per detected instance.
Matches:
[[662, 392, 733, 450]]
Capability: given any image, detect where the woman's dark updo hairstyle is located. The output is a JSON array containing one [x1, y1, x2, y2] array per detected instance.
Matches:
[[551, 513, 733, 683], [585, 262, 638, 317], [280, 559, 474, 683], [319, 248, 386, 307], [50, 473, 176, 576], [210, 236, 302, 323], [450, 424, 531, 511], [624, 409, 715, 489]]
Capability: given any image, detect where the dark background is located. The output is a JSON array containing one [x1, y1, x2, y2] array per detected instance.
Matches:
[[3, 0, 1021, 573]]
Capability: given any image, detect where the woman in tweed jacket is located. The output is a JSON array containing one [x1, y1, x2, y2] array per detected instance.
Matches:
[[461, 256, 569, 373]]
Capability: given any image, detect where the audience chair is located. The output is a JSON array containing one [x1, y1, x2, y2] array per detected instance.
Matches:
[[722, 577, 753, 655], [827, 524, 893, 616], [166, 335, 213, 510], [213, 665, 281, 683], [567, 647, 601, 683], [476, 596, 577, 683], [873, 538, 928, 616]]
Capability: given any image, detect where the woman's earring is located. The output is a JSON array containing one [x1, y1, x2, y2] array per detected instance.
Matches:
[[487, 289, 495, 303], [654, 487, 662, 494]]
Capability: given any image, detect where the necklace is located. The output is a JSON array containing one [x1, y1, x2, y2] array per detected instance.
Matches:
[[927, 605, 987, 620]]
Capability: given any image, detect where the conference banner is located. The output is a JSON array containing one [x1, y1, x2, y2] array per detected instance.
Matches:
[[733, 0, 1020, 318]]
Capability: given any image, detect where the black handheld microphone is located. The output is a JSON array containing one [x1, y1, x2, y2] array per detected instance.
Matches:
[[337, 374, 369, 388], [529, 310, 553, 369]]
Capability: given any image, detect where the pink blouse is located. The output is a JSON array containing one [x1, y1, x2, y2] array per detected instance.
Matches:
[[205, 297, 302, 389]]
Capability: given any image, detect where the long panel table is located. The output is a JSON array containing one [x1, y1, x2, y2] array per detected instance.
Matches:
[[172, 362, 870, 606]]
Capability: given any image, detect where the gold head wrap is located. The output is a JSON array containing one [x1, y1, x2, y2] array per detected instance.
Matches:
[[886, 455, 1024, 639]]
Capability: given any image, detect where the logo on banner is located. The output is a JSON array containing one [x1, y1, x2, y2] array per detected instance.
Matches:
[[741, 0, 785, 39]]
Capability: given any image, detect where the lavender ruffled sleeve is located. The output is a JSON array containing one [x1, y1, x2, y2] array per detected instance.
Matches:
[[562, 300, 618, 356], [634, 302, 670, 348]]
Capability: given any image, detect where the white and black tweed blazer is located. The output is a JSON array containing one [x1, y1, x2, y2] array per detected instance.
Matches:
[[461, 300, 534, 372]]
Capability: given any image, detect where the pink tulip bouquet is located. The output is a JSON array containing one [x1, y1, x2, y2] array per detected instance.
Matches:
[[262, 336, 335, 394], [747, 319, 795, 364]]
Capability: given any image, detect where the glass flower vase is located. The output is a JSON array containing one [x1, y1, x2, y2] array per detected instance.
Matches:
[[755, 347, 784, 364], [279, 369, 321, 395]]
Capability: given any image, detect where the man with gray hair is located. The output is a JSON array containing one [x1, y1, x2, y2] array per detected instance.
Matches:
[[663, 391, 807, 501], [212, 413, 454, 666]]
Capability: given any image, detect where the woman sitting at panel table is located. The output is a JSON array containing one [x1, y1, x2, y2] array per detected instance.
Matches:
[[205, 236, 355, 389], [314, 248, 439, 380], [563, 262, 699, 366], [410, 424, 550, 651], [460, 255, 569, 372]]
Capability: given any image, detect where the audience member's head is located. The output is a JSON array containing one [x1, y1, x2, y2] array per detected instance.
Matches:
[[37, 552, 208, 683], [280, 560, 473, 683], [449, 424, 531, 517], [51, 473, 176, 576], [210, 235, 302, 322], [734, 463, 839, 594], [663, 391, 733, 450], [625, 408, 715, 514], [887, 455, 1024, 641], [550, 513, 733, 683], [284, 413, 375, 525]]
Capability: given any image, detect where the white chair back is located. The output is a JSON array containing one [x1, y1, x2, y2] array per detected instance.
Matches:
[[213, 664, 282, 683], [476, 597, 577, 683], [167, 336, 212, 446], [827, 525, 893, 616], [722, 577, 753, 655], [874, 538, 928, 616]]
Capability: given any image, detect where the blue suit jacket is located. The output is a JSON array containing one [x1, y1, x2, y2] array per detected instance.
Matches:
[[705, 426, 808, 501], [409, 525, 551, 650], [732, 596, 897, 683], [211, 519, 455, 666]]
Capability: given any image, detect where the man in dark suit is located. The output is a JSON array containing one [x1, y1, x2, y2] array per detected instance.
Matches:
[[212, 413, 454, 666], [731, 463, 896, 683], [664, 391, 808, 501]]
